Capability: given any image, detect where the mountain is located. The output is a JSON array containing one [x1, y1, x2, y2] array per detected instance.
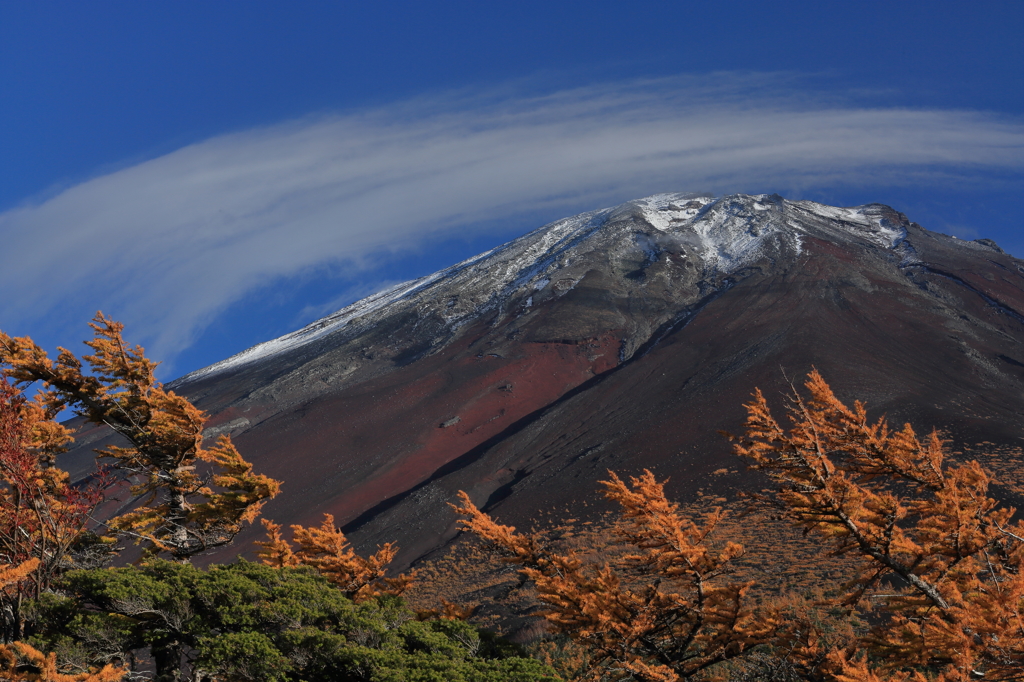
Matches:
[[60, 192, 1024, 568]]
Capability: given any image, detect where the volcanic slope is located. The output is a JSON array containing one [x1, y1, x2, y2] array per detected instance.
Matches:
[[62, 192, 1024, 567]]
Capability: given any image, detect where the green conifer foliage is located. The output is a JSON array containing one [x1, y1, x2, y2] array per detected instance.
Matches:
[[30, 560, 559, 682]]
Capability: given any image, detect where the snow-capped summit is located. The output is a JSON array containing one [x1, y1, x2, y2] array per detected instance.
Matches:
[[179, 192, 959, 387]]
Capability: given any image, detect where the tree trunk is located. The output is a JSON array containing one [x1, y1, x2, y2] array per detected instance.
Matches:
[[152, 640, 184, 682], [13, 591, 22, 642], [0, 601, 13, 644], [168, 484, 191, 562]]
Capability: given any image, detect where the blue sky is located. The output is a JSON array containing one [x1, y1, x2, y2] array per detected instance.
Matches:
[[1, 1, 1022, 379]]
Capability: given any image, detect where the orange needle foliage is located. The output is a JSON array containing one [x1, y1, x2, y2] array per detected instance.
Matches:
[[256, 515, 412, 602], [0, 313, 281, 562], [0, 641, 124, 682], [0, 559, 40, 596], [734, 370, 1024, 681], [0, 379, 108, 642], [453, 471, 778, 682]]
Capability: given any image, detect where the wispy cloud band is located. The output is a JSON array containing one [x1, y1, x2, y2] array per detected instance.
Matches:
[[2, 75, 1022, 369]]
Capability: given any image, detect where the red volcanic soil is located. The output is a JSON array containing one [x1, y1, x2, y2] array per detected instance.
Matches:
[[198, 328, 624, 561]]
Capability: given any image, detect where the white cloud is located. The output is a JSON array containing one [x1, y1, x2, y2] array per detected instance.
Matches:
[[2, 75, 1022, 369]]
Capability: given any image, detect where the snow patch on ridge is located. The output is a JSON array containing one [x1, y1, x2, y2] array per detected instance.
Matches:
[[177, 210, 611, 383], [789, 200, 908, 250], [180, 278, 429, 382], [633, 193, 713, 231], [637, 193, 795, 274]]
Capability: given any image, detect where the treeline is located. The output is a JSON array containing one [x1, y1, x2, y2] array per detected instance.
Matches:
[[0, 316, 1021, 681]]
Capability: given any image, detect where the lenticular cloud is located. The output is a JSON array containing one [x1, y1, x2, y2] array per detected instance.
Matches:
[[1, 75, 1022, 369]]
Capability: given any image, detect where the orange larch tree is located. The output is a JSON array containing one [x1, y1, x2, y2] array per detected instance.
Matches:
[[0, 313, 281, 562], [453, 470, 779, 681], [256, 515, 412, 602], [0, 378, 108, 641], [733, 370, 1024, 681]]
